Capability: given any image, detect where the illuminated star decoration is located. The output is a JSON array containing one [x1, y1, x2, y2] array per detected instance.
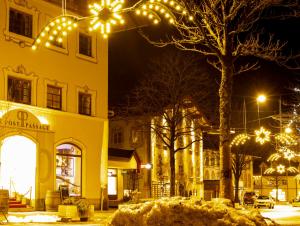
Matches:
[[255, 127, 271, 145], [32, 0, 192, 49], [135, 0, 193, 25], [283, 149, 295, 161], [89, 0, 125, 38], [230, 133, 250, 147], [277, 164, 285, 174]]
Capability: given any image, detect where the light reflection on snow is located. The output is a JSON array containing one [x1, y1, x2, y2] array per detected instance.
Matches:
[[7, 214, 60, 222]]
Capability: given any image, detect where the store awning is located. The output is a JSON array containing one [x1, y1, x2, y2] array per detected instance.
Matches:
[[108, 148, 139, 169]]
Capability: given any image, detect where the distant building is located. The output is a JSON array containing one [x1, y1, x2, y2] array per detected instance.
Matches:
[[0, 0, 108, 210], [108, 102, 209, 204], [203, 134, 253, 201]]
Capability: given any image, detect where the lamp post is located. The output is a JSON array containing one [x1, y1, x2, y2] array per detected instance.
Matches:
[[256, 94, 266, 127]]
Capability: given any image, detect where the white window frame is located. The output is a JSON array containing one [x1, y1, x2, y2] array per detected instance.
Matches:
[[44, 79, 67, 111], [76, 86, 96, 116], [3, 65, 38, 106], [4, 0, 39, 46], [76, 29, 97, 63]]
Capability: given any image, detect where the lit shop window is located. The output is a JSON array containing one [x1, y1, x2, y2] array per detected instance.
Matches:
[[56, 144, 82, 197], [108, 169, 117, 199]]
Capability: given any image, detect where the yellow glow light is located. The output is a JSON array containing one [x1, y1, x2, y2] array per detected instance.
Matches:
[[285, 127, 292, 134], [230, 133, 251, 147], [0, 136, 36, 198], [287, 166, 298, 173], [267, 153, 281, 162], [32, 15, 78, 49], [277, 164, 285, 174], [257, 94, 266, 103], [275, 133, 297, 146], [255, 127, 271, 145], [88, 0, 125, 38], [283, 149, 295, 160], [37, 116, 49, 125], [135, 0, 191, 26]]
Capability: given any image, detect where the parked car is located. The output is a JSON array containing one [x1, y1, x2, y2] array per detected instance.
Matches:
[[291, 197, 300, 207], [254, 195, 275, 209], [243, 192, 257, 205]]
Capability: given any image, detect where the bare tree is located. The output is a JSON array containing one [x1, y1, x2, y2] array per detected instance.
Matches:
[[131, 51, 213, 196], [140, 0, 299, 200]]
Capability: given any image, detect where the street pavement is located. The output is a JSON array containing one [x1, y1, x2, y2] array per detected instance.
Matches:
[[256, 204, 300, 226], [0, 209, 116, 226]]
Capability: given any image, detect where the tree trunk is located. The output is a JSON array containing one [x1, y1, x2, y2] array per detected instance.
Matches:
[[234, 175, 240, 203], [170, 148, 175, 196], [219, 58, 234, 200]]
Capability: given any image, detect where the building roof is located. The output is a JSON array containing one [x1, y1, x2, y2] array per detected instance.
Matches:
[[108, 148, 135, 160]]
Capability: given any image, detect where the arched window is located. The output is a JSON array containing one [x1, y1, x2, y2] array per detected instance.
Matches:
[[56, 143, 82, 197]]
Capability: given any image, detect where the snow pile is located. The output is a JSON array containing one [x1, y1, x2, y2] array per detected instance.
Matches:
[[108, 197, 269, 226]]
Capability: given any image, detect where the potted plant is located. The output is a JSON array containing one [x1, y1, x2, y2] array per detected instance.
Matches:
[[75, 198, 90, 222], [58, 197, 78, 222]]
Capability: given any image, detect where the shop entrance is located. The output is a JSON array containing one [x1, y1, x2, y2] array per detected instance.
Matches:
[[0, 135, 36, 199]]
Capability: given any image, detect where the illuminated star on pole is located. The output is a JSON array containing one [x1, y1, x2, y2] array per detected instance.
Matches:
[[255, 127, 271, 145]]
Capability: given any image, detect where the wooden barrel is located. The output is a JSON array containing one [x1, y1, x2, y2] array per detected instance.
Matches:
[[0, 190, 9, 214], [45, 190, 61, 211]]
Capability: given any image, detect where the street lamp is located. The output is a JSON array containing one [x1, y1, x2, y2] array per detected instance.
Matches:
[[256, 94, 266, 127]]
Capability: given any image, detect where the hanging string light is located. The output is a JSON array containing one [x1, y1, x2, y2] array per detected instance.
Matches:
[[264, 167, 275, 174], [230, 133, 250, 147], [255, 127, 271, 145], [135, 0, 193, 25], [32, 0, 191, 48], [32, 15, 79, 50], [275, 133, 297, 146], [287, 166, 298, 173], [267, 153, 281, 162]]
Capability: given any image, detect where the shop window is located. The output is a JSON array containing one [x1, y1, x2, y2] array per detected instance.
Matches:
[[56, 144, 82, 197], [7, 76, 31, 104], [108, 169, 117, 200], [9, 8, 32, 38], [47, 85, 62, 110], [78, 92, 91, 116], [79, 33, 92, 57]]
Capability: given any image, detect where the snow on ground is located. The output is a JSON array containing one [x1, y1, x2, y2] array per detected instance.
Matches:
[[108, 197, 272, 226]]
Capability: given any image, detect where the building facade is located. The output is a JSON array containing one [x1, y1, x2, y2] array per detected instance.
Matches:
[[108, 104, 209, 202], [0, 0, 108, 210], [108, 117, 151, 206]]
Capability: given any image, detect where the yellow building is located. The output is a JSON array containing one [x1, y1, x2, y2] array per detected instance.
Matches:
[[0, 0, 108, 210]]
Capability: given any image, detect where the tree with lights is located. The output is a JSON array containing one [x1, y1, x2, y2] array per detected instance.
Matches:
[[140, 0, 300, 200], [130, 51, 213, 196]]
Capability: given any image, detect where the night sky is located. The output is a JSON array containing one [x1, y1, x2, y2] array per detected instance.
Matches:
[[108, 13, 300, 126]]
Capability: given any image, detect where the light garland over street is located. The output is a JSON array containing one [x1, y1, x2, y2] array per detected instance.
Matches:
[[32, 0, 192, 49]]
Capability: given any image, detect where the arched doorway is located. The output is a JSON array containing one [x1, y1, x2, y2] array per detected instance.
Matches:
[[56, 143, 82, 197], [0, 135, 36, 199]]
